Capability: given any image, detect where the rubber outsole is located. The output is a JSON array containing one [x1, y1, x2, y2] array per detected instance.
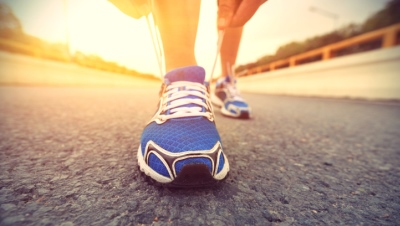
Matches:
[[220, 106, 251, 119], [137, 145, 230, 188], [237, 111, 250, 119], [138, 164, 228, 188]]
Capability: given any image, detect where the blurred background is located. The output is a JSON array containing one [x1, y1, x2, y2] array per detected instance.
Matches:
[[0, 0, 399, 97]]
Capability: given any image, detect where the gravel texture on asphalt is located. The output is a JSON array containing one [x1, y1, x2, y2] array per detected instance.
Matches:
[[0, 87, 399, 225]]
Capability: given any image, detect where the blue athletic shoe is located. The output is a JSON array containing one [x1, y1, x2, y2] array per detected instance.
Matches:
[[211, 75, 251, 119], [138, 66, 230, 187]]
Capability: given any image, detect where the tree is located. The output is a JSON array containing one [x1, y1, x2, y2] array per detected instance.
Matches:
[[0, 3, 23, 38], [361, 0, 400, 34]]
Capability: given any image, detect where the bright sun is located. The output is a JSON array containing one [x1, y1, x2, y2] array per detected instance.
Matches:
[[64, 0, 219, 77]]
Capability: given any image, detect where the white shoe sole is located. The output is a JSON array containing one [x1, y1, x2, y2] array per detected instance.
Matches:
[[137, 144, 230, 186]]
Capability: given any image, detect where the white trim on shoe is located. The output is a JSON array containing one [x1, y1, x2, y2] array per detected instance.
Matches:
[[137, 141, 230, 183], [137, 145, 173, 183]]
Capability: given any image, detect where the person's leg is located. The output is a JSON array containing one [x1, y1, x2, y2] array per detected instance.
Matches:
[[137, 0, 230, 187], [153, 0, 200, 71], [220, 26, 243, 76], [211, 25, 251, 119]]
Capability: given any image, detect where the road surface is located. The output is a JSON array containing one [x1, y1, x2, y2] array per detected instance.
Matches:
[[0, 86, 399, 225]]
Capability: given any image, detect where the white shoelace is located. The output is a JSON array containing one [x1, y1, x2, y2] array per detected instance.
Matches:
[[225, 80, 244, 101], [157, 81, 213, 121], [145, 2, 223, 122]]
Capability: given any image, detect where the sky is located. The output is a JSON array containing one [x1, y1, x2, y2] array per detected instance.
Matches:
[[1, 0, 390, 78]]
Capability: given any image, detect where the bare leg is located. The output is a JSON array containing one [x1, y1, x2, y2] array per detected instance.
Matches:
[[220, 26, 243, 76], [213, 25, 251, 119], [153, 0, 201, 72]]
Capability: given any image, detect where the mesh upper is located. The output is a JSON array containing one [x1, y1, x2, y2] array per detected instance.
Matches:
[[225, 100, 249, 108], [148, 153, 170, 177], [141, 118, 221, 154]]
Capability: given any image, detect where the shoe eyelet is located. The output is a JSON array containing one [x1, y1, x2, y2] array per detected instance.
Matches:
[[158, 116, 166, 122]]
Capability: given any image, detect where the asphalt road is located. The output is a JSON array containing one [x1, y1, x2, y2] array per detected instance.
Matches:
[[0, 86, 399, 225]]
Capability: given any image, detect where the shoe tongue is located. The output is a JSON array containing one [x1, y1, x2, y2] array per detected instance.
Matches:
[[163, 66, 206, 117], [164, 66, 205, 84], [225, 75, 237, 83], [225, 75, 232, 83]]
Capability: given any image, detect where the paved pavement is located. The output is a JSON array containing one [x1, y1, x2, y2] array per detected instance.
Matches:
[[0, 86, 399, 225]]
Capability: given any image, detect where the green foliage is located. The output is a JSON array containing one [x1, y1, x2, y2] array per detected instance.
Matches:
[[361, 0, 400, 33]]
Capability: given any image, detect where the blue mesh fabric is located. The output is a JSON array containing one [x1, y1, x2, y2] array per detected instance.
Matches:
[[148, 153, 170, 177], [225, 100, 249, 108], [141, 118, 221, 154], [217, 152, 225, 174], [175, 157, 212, 174], [165, 66, 205, 84]]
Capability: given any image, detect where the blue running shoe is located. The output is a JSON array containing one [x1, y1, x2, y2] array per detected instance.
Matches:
[[211, 75, 251, 119], [138, 66, 229, 187]]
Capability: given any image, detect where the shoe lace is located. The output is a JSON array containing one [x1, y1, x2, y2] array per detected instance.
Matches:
[[225, 79, 244, 101], [157, 81, 213, 121]]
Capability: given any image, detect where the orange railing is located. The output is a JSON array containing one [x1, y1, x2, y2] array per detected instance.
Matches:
[[240, 23, 400, 77]]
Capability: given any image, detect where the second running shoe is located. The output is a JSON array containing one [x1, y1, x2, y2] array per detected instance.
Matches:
[[211, 75, 251, 119], [138, 66, 229, 187]]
